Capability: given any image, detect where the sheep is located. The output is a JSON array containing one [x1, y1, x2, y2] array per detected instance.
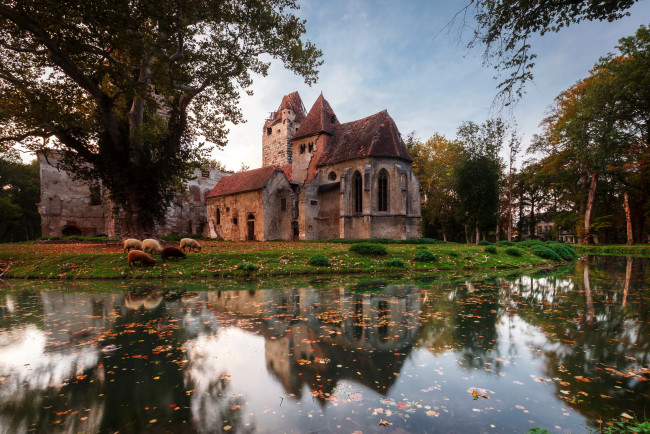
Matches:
[[142, 238, 163, 254], [161, 246, 186, 262], [180, 238, 202, 252], [128, 250, 156, 267], [123, 238, 142, 253]]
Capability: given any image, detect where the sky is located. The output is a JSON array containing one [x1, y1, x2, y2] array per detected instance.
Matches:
[[211, 0, 650, 172]]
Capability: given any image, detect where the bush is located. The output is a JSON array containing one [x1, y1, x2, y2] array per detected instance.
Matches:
[[518, 239, 544, 247], [385, 258, 406, 268], [484, 245, 497, 254], [545, 242, 577, 261], [237, 263, 258, 272], [530, 245, 562, 262], [309, 254, 330, 267], [478, 240, 492, 246], [349, 243, 388, 256], [505, 247, 522, 257], [448, 251, 459, 257], [496, 240, 515, 247], [414, 249, 437, 262]]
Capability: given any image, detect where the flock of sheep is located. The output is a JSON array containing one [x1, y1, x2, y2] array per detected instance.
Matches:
[[123, 238, 202, 267]]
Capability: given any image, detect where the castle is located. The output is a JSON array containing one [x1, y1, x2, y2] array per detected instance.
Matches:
[[205, 92, 421, 241]]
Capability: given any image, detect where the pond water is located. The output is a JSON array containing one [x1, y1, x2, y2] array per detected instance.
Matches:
[[0, 256, 648, 433]]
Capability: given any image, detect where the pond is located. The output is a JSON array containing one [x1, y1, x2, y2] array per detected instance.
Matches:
[[0, 256, 648, 433]]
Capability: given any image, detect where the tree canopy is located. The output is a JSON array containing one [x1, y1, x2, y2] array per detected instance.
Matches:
[[0, 0, 322, 238], [462, 0, 640, 105]]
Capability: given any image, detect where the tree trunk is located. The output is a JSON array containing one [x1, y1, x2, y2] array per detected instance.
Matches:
[[583, 259, 596, 326], [622, 256, 632, 309], [475, 222, 479, 245], [582, 172, 598, 245], [464, 222, 468, 244], [119, 191, 158, 240], [624, 191, 633, 246]]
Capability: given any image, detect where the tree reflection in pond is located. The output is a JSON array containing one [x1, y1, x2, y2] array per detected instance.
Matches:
[[0, 257, 648, 433]]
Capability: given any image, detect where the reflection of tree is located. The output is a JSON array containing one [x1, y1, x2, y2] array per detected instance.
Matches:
[[512, 256, 650, 425]]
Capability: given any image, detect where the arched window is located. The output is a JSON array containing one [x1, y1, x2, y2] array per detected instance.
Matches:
[[377, 169, 388, 212], [352, 171, 363, 213]]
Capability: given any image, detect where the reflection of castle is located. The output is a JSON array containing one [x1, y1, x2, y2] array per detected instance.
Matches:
[[204, 286, 421, 398]]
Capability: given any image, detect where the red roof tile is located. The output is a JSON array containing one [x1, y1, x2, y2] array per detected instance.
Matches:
[[316, 110, 412, 167], [293, 93, 339, 140], [277, 164, 292, 181], [206, 166, 286, 198], [264, 92, 306, 128]]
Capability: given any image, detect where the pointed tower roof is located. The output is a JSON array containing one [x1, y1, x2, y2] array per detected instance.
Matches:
[[316, 110, 413, 167], [293, 93, 340, 140], [264, 91, 306, 128]]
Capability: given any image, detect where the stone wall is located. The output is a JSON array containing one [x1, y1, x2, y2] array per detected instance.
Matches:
[[262, 107, 302, 167]]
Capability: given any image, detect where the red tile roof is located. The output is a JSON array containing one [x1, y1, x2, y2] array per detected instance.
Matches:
[[316, 110, 412, 167], [264, 92, 306, 128], [293, 93, 339, 140], [277, 164, 292, 181], [206, 166, 287, 198]]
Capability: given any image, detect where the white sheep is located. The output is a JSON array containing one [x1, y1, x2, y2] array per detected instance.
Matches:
[[123, 238, 142, 253], [142, 238, 163, 254], [180, 238, 202, 252]]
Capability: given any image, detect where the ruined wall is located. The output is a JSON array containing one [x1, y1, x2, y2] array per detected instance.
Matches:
[[38, 152, 108, 237], [206, 190, 264, 241], [262, 108, 301, 167], [262, 172, 297, 241], [39, 153, 229, 237]]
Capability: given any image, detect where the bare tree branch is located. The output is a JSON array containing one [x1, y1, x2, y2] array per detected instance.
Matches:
[[0, 41, 47, 55]]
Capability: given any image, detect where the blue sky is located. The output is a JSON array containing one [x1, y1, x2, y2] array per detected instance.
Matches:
[[213, 0, 650, 171]]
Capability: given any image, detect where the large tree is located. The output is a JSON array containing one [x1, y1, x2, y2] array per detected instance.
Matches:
[[460, 0, 640, 105], [0, 150, 41, 242], [0, 0, 321, 238]]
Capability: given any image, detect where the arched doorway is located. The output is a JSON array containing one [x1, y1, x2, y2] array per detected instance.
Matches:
[[62, 225, 82, 237], [247, 214, 255, 241]]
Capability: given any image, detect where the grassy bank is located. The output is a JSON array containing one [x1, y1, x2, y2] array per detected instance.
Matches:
[[0, 240, 564, 280], [574, 244, 650, 257]]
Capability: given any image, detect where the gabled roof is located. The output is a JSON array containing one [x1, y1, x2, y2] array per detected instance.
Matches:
[[206, 166, 286, 198], [277, 164, 292, 181], [293, 93, 339, 140], [264, 92, 306, 128], [316, 110, 412, 167]]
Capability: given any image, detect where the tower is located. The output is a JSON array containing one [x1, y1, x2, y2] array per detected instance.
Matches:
[[262, 92, 306, 167]]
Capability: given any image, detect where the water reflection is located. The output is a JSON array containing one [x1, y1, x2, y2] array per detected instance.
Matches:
[[0, 257, 648, 433]]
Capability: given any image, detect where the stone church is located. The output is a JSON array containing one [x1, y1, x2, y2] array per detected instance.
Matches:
[[205, 92, 421, 241]]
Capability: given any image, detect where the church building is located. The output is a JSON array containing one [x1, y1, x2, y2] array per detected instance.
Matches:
[[205, 92, 421, 241]]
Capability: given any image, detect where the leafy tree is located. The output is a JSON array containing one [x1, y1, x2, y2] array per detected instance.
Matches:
[[0, 151, 41, 242], [408, 133, 464, 241], [459, 0, 640, 105], [0, 0, 321, 238]]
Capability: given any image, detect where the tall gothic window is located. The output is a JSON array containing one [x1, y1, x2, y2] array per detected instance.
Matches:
[[377, 170, 388, 211], [352, 171, 363, 213]]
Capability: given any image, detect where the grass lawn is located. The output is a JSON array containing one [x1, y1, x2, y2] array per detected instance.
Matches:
[[0, 240, 561, 280]]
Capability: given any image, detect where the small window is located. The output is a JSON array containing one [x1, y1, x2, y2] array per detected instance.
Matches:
[[232, 217, 238, 225], [216, 208, 221, 225], [267, 127, 272, 136], [226, 207, 230, 213], [281, 198, 287, 211], [300, 144, 306, 154], [331, 115, 336, 123], [328, 171, 336, 181], [377, 169, 388, 212], [310, 200, 318, 206], [201, 169, 210, 178], [308, 225, 313, 232], [308, 143, 314, 152]]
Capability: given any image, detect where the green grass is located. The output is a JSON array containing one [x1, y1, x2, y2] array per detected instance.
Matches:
[[0, 241, 564, 280], [574, 244, 650, 257]]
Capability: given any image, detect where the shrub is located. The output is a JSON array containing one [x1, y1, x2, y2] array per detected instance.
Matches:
[[478, 240, 492, 246], [518, 239, 544, 247], [484, 245, 497, 254], [237, 263, 258, 272], [496, 240, 515, 247], [414, 249, 437, 262], [385, 258, 406, 268], [545, 242, 577, 261], [530, 245, 562, 262], [505, 247, 522, 257], [448, 251, 459, 257], [349, 243, 388, 256], [309, 254, 330, 267]]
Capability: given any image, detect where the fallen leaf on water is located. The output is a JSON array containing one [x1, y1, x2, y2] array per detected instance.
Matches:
[[379, 420, 391, 426]]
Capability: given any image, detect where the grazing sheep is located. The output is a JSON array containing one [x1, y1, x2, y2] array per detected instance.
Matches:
[[123, 238, 142, 253], [142, 238, 163, 254], [128, 250, 156, 267], [180, 238, 202, 252], [161, 246, 186, 262]]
